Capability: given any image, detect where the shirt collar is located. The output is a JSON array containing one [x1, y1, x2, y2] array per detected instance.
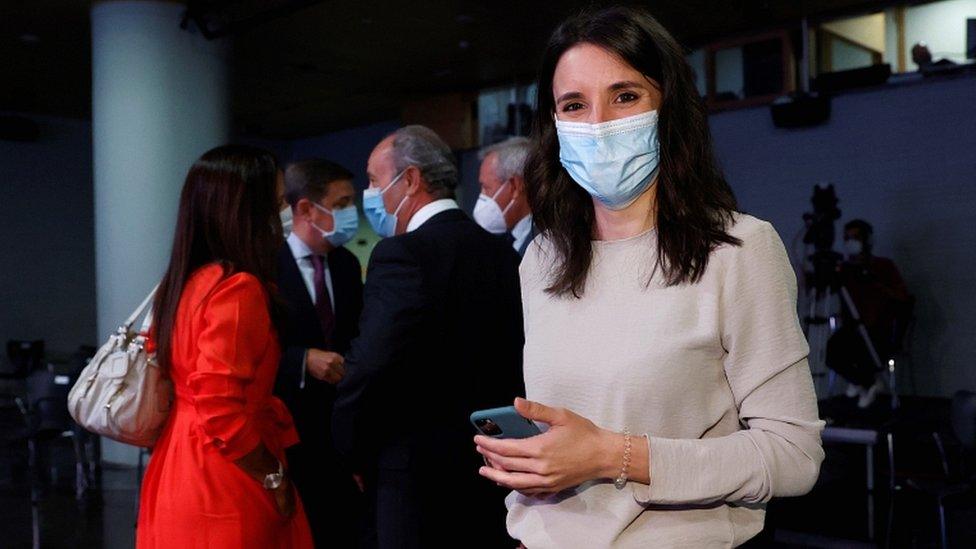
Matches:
[[287, 231, 316, 260], [406, 199, 460, 233], [511, 214, 533, 243]]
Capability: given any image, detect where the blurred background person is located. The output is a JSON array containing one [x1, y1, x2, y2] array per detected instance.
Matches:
[[276, 159, 365, 547], [473, 136, 535, 256], [333, 125, 524, 548], [827, 218, 913, 408], [139, 145, 312, 548]]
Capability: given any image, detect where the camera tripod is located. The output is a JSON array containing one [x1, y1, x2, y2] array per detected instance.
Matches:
[[804, 272, 899, 411]]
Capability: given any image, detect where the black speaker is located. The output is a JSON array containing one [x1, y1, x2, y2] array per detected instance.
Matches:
[[813, 64, 892, 94], [770, 93, 831, 128]]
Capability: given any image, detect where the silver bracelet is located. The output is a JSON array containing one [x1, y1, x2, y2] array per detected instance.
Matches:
[[614, 429, 632, 490]]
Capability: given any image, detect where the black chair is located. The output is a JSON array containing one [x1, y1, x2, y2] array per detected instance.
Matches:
[[4, 340, 45, 377], [0, 341, 41, 547], [27, 367, 95, 501], [0, 342, 100, 549], [0, 393, 39, 549], [903, 390, 976, 548], [67, 346, 100, 493]]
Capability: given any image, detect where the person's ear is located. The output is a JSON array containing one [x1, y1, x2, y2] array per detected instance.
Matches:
[[295, 198, 313, 218], [404, 166, 423, 196], [510, 175, 525, 197]]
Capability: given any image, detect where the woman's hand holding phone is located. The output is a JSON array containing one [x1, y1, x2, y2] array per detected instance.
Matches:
[[473, 397, 631, 497]]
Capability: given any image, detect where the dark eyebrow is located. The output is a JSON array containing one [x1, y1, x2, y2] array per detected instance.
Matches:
[[557, 80, 651, 104], [608, 80, 647, 92], [555, 90, 584, 104]]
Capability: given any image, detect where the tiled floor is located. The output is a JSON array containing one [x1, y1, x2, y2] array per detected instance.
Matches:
[[0, 463, 136, 549]]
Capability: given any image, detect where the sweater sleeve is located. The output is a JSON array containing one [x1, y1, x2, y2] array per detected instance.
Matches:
[[633, 220, 825, 506]]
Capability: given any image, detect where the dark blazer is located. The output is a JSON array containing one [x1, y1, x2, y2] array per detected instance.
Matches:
[[516, 222, 538, 258], [275, 242, 364, 548], [332, 209, 524, 549]]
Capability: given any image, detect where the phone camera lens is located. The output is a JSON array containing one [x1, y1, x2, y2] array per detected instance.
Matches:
[[476, 418, 503, 437]]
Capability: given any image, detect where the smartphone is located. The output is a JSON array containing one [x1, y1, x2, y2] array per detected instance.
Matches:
[[470, 406, 542, 439]]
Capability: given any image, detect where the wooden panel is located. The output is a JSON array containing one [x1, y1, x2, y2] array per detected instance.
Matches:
[[401, 92, 478, 151]]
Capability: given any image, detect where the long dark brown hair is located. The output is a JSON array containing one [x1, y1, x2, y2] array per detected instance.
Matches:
[[527, 5, 741, 297], [151, 144, 283, 371]]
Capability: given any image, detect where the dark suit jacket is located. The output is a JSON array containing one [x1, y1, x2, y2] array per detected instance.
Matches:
[[274, 243, 364, 546], [516, 222, 538, 258], [275, 243, 363, 439], [332, 209, 524, 548]]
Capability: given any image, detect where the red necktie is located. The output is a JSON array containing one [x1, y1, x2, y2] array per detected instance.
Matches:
[[309, 254, 335, 346]]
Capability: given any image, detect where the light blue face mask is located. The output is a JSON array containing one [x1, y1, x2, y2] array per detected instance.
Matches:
[[363, 170, 406, 238], [312, 203, 360, 247], [555, 110, 661, 210]]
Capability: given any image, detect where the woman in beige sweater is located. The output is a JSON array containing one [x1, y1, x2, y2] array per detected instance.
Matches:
[[473, 6, 825, 548]]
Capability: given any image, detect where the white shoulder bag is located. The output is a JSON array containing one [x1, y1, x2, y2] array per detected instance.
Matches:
[[68, 286, 173, 448]]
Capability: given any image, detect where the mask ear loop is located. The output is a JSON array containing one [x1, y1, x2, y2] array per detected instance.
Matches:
[[493, 180, 516, 217], [385, 168, 411, 225], [310, 202, 337, 238], [379, 169, 407, 194], [390, 170, 411, 218]]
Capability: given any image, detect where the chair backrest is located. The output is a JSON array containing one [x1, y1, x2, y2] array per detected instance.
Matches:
[[3, 340, 44, 378], [27, 368, 72, 434], [950, 390, 976, 451]]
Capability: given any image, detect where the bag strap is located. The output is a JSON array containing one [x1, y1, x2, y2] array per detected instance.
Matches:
[[121, 285, 159, 333]]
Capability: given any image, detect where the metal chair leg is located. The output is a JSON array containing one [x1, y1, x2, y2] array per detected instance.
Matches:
[[70, 433, 89, 500], [83, 435, 98, 488], [885, 432, 895, 548], [27, 438, 40, 549], [938, 499, 947, 549], [134, 447, 147, 528]]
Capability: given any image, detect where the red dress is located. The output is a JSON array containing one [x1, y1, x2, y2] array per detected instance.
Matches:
[[137, 265, 313, 549]]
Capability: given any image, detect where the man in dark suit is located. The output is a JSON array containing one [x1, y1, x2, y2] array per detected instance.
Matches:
[[472, 136, 536, 257], [276, 159, 365, 548], [333, 126, 524, 548]]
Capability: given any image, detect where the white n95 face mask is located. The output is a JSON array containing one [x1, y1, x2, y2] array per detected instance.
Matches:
[[473, 181, 512, 234], [555, 110, 661, 210]]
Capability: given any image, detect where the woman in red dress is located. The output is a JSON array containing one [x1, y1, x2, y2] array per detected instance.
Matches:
[[137, 145, 314, 548]]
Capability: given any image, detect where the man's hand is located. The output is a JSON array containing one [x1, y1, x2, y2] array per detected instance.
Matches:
[[306, 349, 346, 384]]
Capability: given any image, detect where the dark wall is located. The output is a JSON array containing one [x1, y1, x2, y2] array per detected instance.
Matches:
[[0, 114, 96, 361]]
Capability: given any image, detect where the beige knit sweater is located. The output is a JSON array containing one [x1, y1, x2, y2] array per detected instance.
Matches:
[[505, 214, 825, 548]]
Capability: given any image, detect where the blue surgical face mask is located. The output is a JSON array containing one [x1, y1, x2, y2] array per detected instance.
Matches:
[[363, 170, 407, 238], [312, 202, 359, 247], [555, 110, 661, 210]]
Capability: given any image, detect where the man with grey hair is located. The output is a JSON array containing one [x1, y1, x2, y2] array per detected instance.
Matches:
[[333, 125, 524, 547], [473, 136, 535, 256]]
